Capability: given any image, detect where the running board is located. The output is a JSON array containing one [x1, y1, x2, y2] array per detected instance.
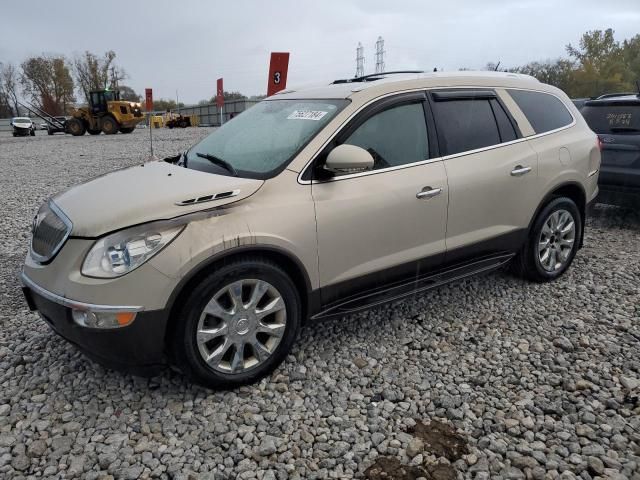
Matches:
[[311, 253, 514, 320]]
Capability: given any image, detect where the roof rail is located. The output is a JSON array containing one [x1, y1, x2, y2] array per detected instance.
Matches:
[[333, 70, 424, 84], [595, 92, 638, 100]]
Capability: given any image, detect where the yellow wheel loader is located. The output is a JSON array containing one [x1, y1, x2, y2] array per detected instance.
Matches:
[[66, 89, 145, 136]]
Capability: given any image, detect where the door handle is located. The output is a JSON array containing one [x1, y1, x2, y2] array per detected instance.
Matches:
[[416, 187, 442, 199], [510, 165, 532, 177]]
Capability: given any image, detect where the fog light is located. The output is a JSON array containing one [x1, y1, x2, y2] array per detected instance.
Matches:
[[72, 310, 136, 329]]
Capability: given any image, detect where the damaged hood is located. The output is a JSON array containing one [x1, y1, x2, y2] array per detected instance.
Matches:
[[53, 161, 264, 237]]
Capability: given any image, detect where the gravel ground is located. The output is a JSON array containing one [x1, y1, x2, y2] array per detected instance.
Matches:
[[0, 128, 639, 480]]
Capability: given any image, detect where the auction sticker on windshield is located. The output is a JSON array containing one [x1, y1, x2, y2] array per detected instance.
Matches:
[[287, 110, 329, 121]]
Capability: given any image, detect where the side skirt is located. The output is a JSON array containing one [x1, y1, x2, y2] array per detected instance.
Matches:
[[310, 252, 514, 320]]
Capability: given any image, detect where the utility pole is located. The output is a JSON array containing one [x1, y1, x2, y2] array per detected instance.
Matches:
[[375, 36, 385, 74], [355, 42, 365, 78]]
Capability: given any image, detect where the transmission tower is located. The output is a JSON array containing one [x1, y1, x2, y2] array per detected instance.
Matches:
[[374, 36, 385, 73], [355, 42, 365, 78]]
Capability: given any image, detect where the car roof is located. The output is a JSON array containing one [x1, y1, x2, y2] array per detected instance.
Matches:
[[584, 94, 640, 107], [270, 71, 543, 101]]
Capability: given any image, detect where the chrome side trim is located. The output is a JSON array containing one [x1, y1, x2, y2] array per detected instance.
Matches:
[[297, 86, 578, 185], [21, 272, 145, 313], [30, 200, 73, 264]]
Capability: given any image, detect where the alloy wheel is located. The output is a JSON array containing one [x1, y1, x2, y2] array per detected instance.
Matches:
[[196, 279, 287, 374], [537, 209, 576, 272]]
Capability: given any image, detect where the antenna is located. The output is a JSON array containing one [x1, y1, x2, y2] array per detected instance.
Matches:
[[355, 43, 365, 78], [375, 36, 386, 74], [494, 61, 501, 72]]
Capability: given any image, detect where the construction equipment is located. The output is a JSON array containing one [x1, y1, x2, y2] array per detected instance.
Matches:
[[164, 112, 198, 129], [18, 89, 145, 136], [65, 89, 145, 136]]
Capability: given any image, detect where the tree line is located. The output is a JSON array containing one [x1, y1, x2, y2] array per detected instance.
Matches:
[[0, 50, 137, 117], [500, 29, 640, 98]]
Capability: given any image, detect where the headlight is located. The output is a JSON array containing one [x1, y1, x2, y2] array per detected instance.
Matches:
[[82, 221, 185, 278]]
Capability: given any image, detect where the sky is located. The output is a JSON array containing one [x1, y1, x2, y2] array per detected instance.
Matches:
[[2, 0, 640, 104]]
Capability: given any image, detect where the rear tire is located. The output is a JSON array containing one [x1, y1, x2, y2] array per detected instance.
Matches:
[[179, 120, 188, 128], [87, 128, 101, 135], [101, 116, 118, 135], [513, 197, 582, 282], [119, 127, 134, 134], [171, 257, 301, 389], [66, 118, 86, 136], [30, 129, 35, 136]]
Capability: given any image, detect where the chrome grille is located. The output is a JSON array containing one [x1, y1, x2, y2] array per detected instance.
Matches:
[[31, 202, 72, 263]]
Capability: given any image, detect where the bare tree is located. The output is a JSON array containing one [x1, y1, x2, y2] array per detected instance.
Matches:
[[0, 62, 21, 115], [73, 50, 126, 104]]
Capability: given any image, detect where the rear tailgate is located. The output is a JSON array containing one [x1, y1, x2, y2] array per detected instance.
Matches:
[[581, 102, 640, 188]]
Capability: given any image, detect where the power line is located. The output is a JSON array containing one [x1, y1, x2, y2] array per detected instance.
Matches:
[[355, 42, 365, 78], [375, 36, 385, 74]]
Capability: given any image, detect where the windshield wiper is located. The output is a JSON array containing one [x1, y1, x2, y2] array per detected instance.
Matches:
[[196, 152, 238, 176]]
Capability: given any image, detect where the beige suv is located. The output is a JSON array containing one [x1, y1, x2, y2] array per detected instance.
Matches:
[[21, 71, 601, 387]]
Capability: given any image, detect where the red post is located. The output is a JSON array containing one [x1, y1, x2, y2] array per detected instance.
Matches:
[[145, 88, 153, 112]]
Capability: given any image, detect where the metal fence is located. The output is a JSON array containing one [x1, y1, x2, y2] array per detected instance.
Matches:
[[154, 100, 260, 126]]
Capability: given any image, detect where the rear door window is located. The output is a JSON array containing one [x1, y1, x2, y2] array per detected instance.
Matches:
[[507, 89, 573, 134], [581, 104, 640, 134], [430, 95, 501, 156]]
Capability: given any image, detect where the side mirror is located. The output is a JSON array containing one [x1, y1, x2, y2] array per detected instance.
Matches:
[[324, 144, 374, 175]]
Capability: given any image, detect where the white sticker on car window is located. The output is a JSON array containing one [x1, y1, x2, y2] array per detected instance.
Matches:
[[287, 110, 329, 121]]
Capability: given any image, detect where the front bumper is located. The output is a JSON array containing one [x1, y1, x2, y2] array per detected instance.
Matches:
[[21, 272, 169, 375]]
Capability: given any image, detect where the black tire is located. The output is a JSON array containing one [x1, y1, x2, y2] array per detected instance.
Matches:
[[87, 128, 101, 135], [167, 123, 174, 129], [179, 120, 188, 128], [30, 129, 35, 136], [513, 197, 582, 282], [47, 128, 53, 135], [101, 116, 118, 135], [171, 257, 301, 389], [66, 118, 86, 136], [119, 127, 134, 134]]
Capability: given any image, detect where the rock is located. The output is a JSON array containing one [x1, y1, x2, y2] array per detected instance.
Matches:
[[587, 456, 605, 475], [11, 453, 30, 471], [258, 436, 277, 456], [353, 357, 368, 369], [553, 336, 575, 352], [406, 438, 424, 458], [620, 376, 639, 390], [27, 439, 47, 457]]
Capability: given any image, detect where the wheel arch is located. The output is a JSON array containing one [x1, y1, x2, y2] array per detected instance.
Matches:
[[163, 245, 315, 351], [529, 181, 587, 247]]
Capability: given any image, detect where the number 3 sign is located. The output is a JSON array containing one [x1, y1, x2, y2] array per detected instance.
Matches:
[[267, 52, 290, 96]]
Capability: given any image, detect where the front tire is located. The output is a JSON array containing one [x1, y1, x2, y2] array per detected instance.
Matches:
[[119, 127, 134, 134], [513, 197, 582, 282], [172, 258, 301, 389], [101, 116, 118, 135], [66, 118, 86, 136]]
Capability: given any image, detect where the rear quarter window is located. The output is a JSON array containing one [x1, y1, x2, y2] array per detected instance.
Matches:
[[580, 104, 640, 134], [508, 89, 574, 135]]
